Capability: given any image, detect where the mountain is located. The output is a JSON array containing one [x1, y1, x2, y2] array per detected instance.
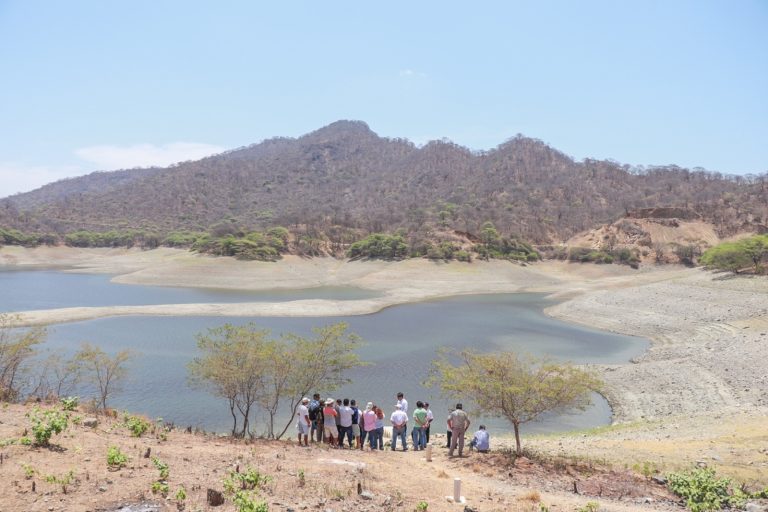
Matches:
[[1, 120, 766, 244]]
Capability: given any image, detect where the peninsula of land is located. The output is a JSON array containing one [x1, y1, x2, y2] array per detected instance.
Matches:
[[3, 246, 766, 423]]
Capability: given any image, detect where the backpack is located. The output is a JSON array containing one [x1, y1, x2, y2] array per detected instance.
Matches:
[[308, 400, 321, 421], [351, 406, 359, 424]]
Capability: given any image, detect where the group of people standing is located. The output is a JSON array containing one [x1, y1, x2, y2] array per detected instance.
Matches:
[[295, 392, 488, 457]]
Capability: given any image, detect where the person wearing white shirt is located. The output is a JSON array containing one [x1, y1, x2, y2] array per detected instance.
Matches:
[[396, 392, 408, 414], [424, 402, 434, 443], [390, 403, 409, 451], [296, 397, 311, 447]]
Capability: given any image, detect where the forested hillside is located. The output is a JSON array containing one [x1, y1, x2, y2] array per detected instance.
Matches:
[[1, 120, 766, 247]]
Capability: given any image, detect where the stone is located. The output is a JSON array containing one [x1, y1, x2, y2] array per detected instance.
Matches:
[[651, 475, 667, 485], [83, 418, 98, 428], [359, 491, 375, 500], [746, 503, 768, 512], [206, 489, 225, 507]]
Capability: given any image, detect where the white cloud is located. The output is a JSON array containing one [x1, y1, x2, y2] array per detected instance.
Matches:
[[0, 142, 226, 198], [75, 142, 225, 170], [0, 162, 85, 198], [399, 69, 427, 78]]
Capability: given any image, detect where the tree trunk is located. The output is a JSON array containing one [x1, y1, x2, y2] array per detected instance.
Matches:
[[229, 400, 238, 437], [514, 422, 522, 455], [276, 402, 301, 440]]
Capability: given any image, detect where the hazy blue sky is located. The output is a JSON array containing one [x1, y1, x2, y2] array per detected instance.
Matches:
[[1, 1, 766, 196]]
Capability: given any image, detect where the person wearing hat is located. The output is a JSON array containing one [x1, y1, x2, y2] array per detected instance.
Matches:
[[322, 398, 339, 447], [296, 397, 311, 447], [390, 403, 409, 451], [447, 403, 470, 457]]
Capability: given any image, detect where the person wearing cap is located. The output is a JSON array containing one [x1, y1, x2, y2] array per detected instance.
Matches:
[[447, 403, 470, 457], [362, 402, 378, 451], [296, 396, 311, 447], [390, 403, 409, 451], [322, 398, 339, 447], [469, 424, 490, 453]]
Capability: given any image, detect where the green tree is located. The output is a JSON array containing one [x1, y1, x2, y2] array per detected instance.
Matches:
[[188, 324, 271, 437], [480, 222, 500, 251], [0, 314, 47, 401], [742, 235, 768, 273], [75, 343, 133, 411], [274, 323, 365, 438], [188, 322, 365, 439], [700, 241, 752, 273], [427, 349, 602, 455]]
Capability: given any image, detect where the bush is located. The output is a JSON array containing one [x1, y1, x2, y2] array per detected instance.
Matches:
[[106, 446, 128, 469], [701, 234, 768, 274], [667, 468, 734, 512], [60, 396, 79, 411], [123, 414, 151, 437], [348, 233, 408, 260], [27, 408, 68, 446]]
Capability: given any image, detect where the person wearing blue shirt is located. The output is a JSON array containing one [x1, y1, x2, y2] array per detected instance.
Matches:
[[469, 424, 490, 453]]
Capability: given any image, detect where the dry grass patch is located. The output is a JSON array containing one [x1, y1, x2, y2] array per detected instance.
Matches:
[[517, 490, 541, 503]]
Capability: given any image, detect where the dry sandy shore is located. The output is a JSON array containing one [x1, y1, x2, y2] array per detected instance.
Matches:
[[2, 246, 767, 434]]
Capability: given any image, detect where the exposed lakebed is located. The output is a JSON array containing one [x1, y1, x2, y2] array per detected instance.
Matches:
[[1, 269, 649, 435]]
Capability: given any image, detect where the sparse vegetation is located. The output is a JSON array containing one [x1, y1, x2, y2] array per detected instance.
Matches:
[[123, 413, 150, 437], [152, 456, 170, 480], [60, 396, 79, 411], [700, 234, 768, 274], [223, 467, 271, 512], [0, 314, 47, 401], [151, 480, 170, 497], [106, 446, 128, 469], [189, 322, 365, 438], [26, 407, 69, 446], [44, 469, 76, 494], [428, 349, 602, 455], [75, 343, 133, 411]]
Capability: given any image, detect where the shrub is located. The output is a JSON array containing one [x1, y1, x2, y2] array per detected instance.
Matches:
[[60, 396, 79, 411], [667, 468, 733, 512], [27, 408, 69, 446], [106, 446, 128, 469], [152, 457, 170, 480], [223, 467, 271, 512], [123, 414, 150, 437], [151, 481, 170, 497], [348, 233, 408, 260], [232, 491, 268, 512]]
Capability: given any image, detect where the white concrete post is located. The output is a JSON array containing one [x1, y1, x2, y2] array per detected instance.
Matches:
[[453, 478, 461, 502], [425, 443, 433, 462]]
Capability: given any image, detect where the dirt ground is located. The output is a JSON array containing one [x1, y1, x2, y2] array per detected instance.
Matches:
[[0, 403, 684, 512]]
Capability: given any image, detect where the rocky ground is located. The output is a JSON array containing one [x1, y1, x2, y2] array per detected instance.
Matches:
[[546, 270, 768, 424]]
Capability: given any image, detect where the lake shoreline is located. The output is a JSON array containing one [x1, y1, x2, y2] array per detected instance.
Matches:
[[2, 245, 766, 429]]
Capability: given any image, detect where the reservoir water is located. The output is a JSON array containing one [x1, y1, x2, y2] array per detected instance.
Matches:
[[1, 269, 648, 436]]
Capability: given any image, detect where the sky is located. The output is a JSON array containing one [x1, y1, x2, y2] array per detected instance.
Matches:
[[1, 1, 766, 197]]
